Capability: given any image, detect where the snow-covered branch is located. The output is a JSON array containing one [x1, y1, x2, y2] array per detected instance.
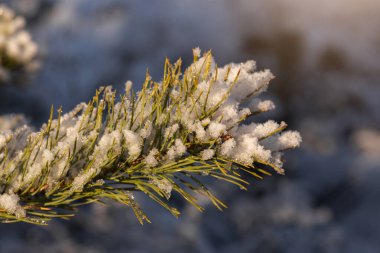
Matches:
[[0, 49, 301, 225], [0, 4, 39, 84]]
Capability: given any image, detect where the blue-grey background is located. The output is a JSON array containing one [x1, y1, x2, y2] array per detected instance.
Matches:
[[0, 0, 379, 252]]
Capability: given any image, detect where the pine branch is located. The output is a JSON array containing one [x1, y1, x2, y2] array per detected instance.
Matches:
[[0, 4, 39, 85], [0, 49, 301, 225]]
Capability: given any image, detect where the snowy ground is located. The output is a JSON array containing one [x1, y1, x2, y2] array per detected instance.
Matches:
[[0, 0, 379, 252]]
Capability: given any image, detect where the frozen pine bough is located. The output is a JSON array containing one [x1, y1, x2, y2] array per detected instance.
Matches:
[[0, 49, 301, 225], [0, 4, 39, 84]]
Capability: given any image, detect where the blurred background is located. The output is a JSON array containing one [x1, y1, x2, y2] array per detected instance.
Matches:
[[0, 0, 379, 252]]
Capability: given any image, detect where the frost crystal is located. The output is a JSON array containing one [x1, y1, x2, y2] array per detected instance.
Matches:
[[249, 99, 275, 113], [166, 139, 187, 161], [219, 138, 236, 156], [123, 130, 142, 159], [164, 123, 179, 139], [0, 192, 25, 218], [201, 149, 215, 160], [193, 47, 201, 58], [208, 122, 226, 139], [151, 177, 173, 200], [262, 131, 302, 151], [145, 148, 159, 167]]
